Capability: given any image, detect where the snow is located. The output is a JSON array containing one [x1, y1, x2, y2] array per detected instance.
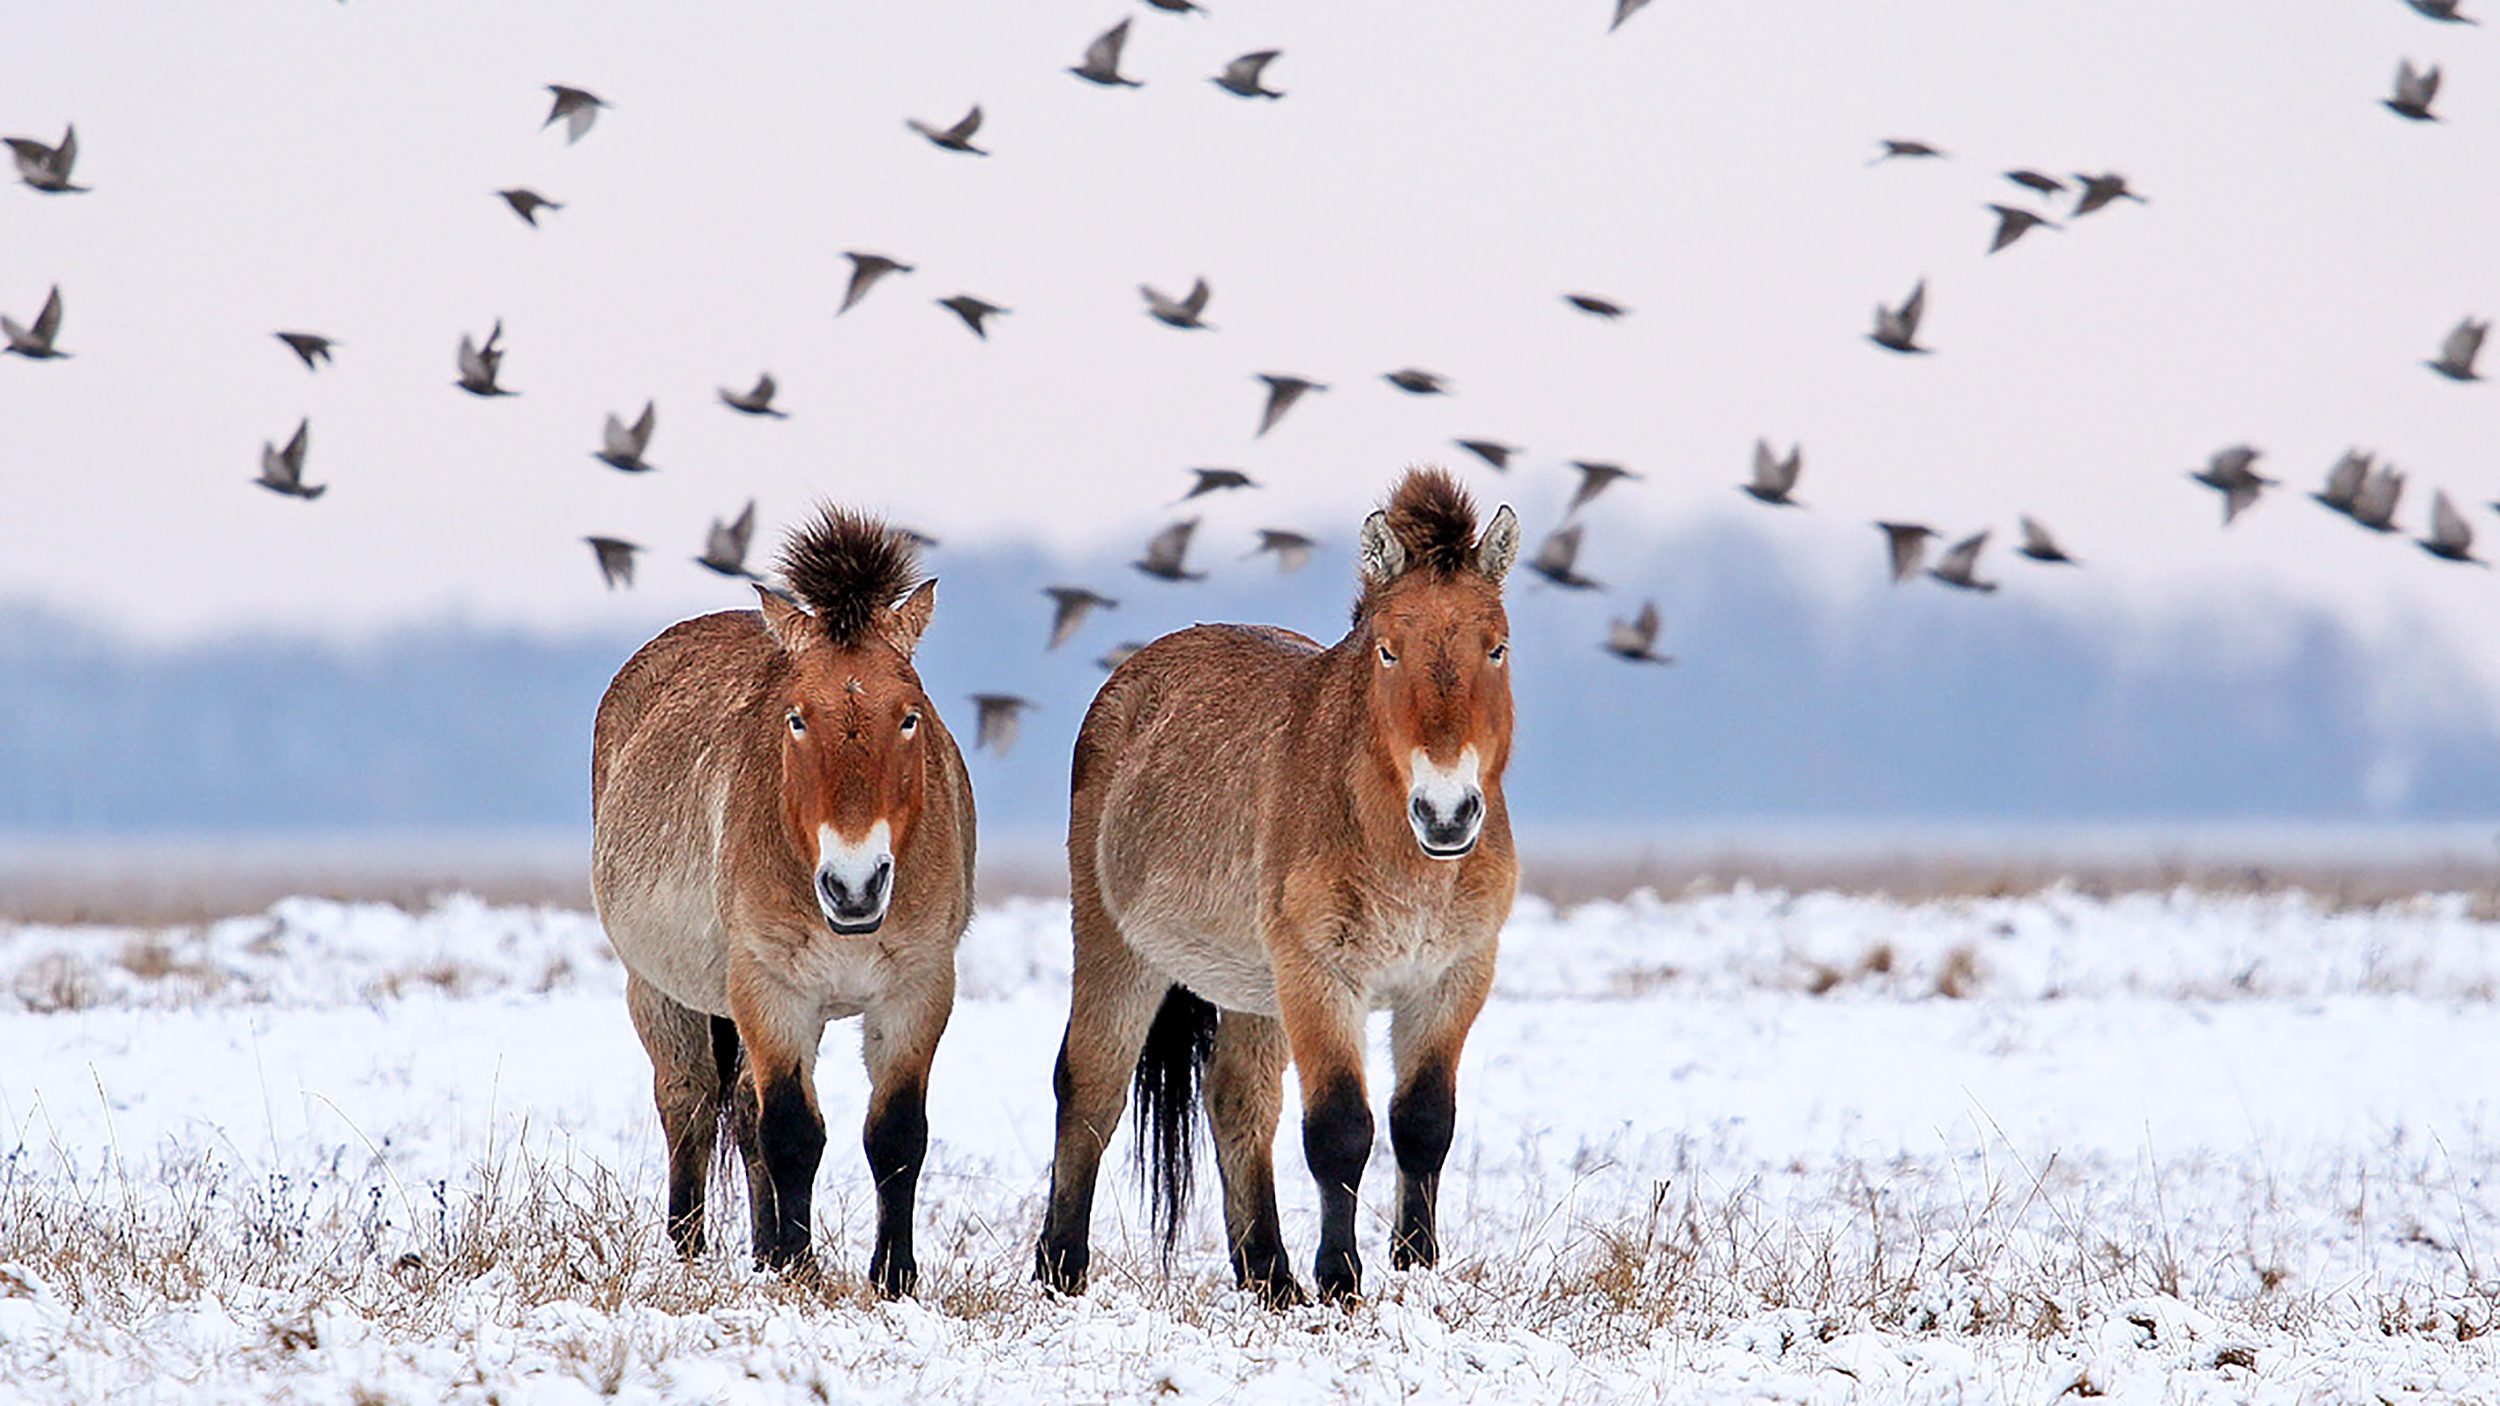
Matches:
[[3, 886, 2498, 1402]]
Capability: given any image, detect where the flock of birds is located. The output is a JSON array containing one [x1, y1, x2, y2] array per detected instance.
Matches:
[[6, 0, 2491, 756]]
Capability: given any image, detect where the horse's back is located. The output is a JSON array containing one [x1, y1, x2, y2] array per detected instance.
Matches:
[[592, 610, 767, 815]]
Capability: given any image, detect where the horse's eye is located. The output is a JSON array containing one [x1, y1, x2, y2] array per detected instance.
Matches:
[[901, 711, 921, 736], [1489, 643, 1509, 664], [1378, 644, 1398, 666], [786, 711, 806, 737]]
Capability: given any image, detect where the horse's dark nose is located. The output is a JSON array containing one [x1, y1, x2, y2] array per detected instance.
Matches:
[[1408, 790, 1483, 858], [817, 857, 893, 932]]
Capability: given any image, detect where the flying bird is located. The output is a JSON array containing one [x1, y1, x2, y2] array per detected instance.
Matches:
[[1384, 368, 1450, 395], [2385, 60, 2442, 120], [1142, 278, 1213, 329], [5, 125, 85, 193], [1097, 642, 1146, 672], [1177, 468, 1256, 502], [594, 400, 657, 472], [2004, 169, 2066, 199], [1247, 529, 1317, 573], [1212, 51, 1284, 99], [496, 188, 562, 227], [1609, 0, 1654, 31], [937, 295, 1008, 339], [1567, 460, 1640, 514], [585, 537, 641, 589], [1987, 204, 2058, 253], [543, 85, 609, 143], [1044, 586, 1118, 650], [1876, 522, 1935, 583], [3, 285, 70, 359], [2190, 444, 2275, 525], [1742, 441, 1803, 506], [838, 253, 914, 315], [454, 320, 513, 396], [2311, 450, 2372, 516], [1929, 532, 1998, 593], [1564, 293, 1628, 319], [1455, 439, 1521, 472], [1255, 374, 1326, 436], [698, 501, 759, 579], [2016, 516, 2076, 564], [907, 105, 988, 154], [968, 694, 1035, 755], [275, 331, 336, 371], [1143, 0, 1204, 11], [1868, 279, 1929, 354], [1134, 520, 1206, 581], [1527, 524, 1603, 590], [2404, 0, 2477, 21], [2071, 172, 2147, 216], [2427, 317, 2487, 381], [255, 419, 324, 500], [719, 373, 788, 418], [2351, 464, 2406, 533], [1871, 139, 1947, 164], [1603, 601, 1673, 664], [2420, 490, 2482, 563], [1071, 19, 1143, 86]]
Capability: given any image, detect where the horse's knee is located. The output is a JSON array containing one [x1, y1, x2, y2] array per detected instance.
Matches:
[[1388, 1064, 1456, 1177], [1301, 1073, 1373, 1193]]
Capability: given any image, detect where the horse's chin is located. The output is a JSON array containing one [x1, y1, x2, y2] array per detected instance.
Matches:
[[1415, 836, 1479, 862]]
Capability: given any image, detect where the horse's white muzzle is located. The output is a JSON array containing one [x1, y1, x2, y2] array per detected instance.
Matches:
[[1407, 747, 1484, 860], [816, 820, 894, 934]]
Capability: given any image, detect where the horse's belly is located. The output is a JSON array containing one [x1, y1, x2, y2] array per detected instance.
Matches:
[[593, 834, 733, 1017], [1114, 896, 1277, 1016]]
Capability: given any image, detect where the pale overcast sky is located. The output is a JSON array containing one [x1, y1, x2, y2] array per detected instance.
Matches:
[[3, 1, 2494, 696]]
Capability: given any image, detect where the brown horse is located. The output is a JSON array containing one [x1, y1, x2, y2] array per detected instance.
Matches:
[[590, 506, 974, 1296], [1035, 467, 1522, 1305]]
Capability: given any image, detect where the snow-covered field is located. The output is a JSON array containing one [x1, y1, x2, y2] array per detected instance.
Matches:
[[4, 886, 2500, 1403]]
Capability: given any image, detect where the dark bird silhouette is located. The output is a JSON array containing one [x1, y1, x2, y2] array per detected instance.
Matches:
[[1742, 440, 1803, 506], [1876, 522, 1935, 583], [968, 694, 1035, 754], [1564, 293, 1628, 319], [1929, 532, 1998, 592], [2352, 463, 2407, 533], [1097, 641, 1146, 672], [2385, 60, 2442, 120], [2, 285, 69, 359], [1987, 204, 2058, 253], [1871, 139, 1947, 164], [255, 419, 324, 500], [496, 188, 562, 227], [1212, 51, 1284, 99], [2428, 317, 2487, 381], [2071, 172, 2148, 216], [5, 125, 86, 193], [2005, 169, 2066, 199], [1255, 373, 1326, 435], [275, 331, 336, 371], [1567, 460, 1640, 514], [2405, 0, 2478, 22], [543, 85, 609, 143], [937, 295, 1008, 339], [1868, 279, 1929, 353], [1178, 467, 1257, 501], [719, 373, 788, 418], [2190, 445, 2275, 525], [2016, 515, 2077, 564], [908, 105, 988, 154], [454, 320, 513, 396], [1044, 586, 1118, 650], [585, 536, 641, 589], [1071, 19, 1143, 86], [1142, 277, 1213, 329], [838, 253, 914, 315], [1527, 524, 1603, 590], [593, 400, 657, 472], [1247, 529, 1316, 573], [2311, 450, 2372, 517], [1610, 0, 1655, 31], [2421, 490, 2482, 563], [1456, 439, 1521, 472], [697, 500, 760, 578], [1602, 601, 1672, 664], [1384, 368, 1450, 395], [1134, 520, 1206, 581], [1144, 0, 1204, 11]]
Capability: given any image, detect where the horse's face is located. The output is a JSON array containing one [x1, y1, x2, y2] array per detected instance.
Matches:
[[759, 582, 939, 935], [1359, 506, 1520, 861]]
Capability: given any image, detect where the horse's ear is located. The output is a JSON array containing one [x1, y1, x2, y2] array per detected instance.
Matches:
[[884, 578, 937, 654], [756, 585, 814, 652], [1358, 510, 1407, 584], [1475, 505, 1521, 582]]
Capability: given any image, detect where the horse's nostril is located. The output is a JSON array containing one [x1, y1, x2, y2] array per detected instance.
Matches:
[[1455, 793, 1482, 828]]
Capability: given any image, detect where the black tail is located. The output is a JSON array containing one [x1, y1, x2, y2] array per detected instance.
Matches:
[[1132, 986, 1219, 1263], [709, 1014, 746, 1227]]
